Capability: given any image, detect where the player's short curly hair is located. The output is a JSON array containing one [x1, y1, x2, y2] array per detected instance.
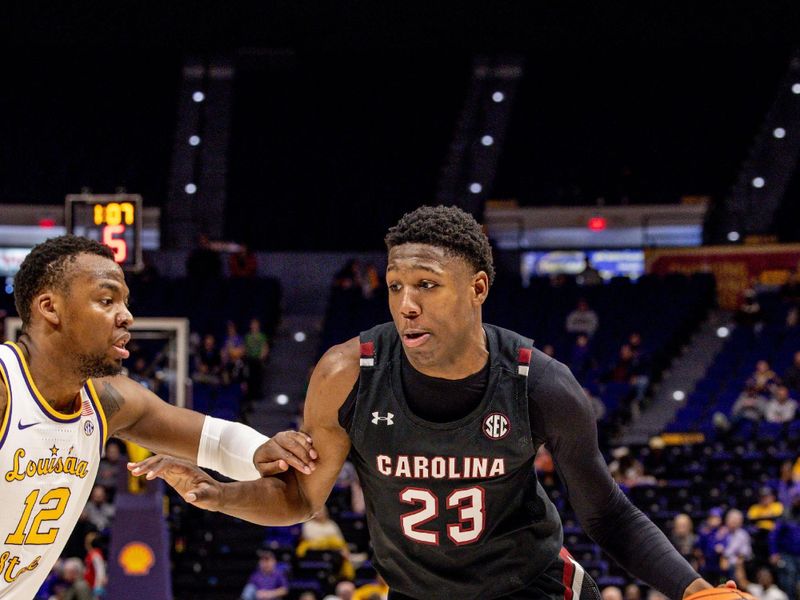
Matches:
[[14, 235, 115, 328], [385, 205, 495, 285]]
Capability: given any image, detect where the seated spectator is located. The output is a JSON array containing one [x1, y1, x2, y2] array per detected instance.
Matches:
[[222, 320, 247, 385], [541, 344, 556, 358], [334, 461, 365, 515], [352, 575, 389, 600], [84, 531, 107, 598], [566, 298, 600, 338], [749, 487, 785, 560], [624, 584, 642, 600], [240, 549, 288, 600], [783, 352, 800, 396], [577, 257, 603, 287], [323, 581, 355, 600], [601, 586, 624, 600], [568, 334, 596, 382], [769, 484, 800, 600], [776, 459, 800, 507], [95, 439, 126, 499], [583, 387, 606, 422], [84, 485, 115, 532], [734, 560, 788, 600], [129, 355, 156, 391], [765, 386, 798, 424], [608, 344, 636, 383], [752, 360, 779, 396], [695, 507, 724, 582], [297, 506, 355, 580], [717, 509, 752, 578], [670, 513, 698, 564], [55, 557, 93, 600], [245, 318, 270, 401], [735, 283, 763, 331], [194, 334, 223, 384], [731, 382, 768, 423], [608, 447, 656, 489]]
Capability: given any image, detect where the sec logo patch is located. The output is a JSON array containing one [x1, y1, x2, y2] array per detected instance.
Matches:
[[483, 412, 510, 440], [83, 420, 95, 436]]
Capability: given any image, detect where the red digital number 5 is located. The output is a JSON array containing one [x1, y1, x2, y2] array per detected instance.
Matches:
[[399, 485, 485, 546], [103, 225, 128, 263]]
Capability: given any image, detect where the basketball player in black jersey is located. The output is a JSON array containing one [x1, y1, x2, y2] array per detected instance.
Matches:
[[132, 206, 723, 600]]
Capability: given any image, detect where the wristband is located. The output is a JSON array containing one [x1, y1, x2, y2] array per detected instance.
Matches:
[[197, 416, 269, 481]]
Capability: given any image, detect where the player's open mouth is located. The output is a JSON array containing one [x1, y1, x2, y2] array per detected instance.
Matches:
[[402, 332, 431, 348], [112, 335, 131, 360]]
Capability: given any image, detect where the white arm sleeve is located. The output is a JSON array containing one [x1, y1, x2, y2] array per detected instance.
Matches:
[[196, 416, 270, 481]]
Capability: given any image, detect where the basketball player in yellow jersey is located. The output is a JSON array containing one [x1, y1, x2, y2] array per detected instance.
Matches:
[[0, 235, 317, 598]]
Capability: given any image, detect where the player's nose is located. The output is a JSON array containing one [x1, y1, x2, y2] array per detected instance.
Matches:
[[399, 288, 420, 318], [118, 305, 134, 327]]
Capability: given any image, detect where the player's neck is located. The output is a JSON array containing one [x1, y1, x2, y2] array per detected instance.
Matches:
[[405, 325, 488, 379], [16, 335, 84, 412]]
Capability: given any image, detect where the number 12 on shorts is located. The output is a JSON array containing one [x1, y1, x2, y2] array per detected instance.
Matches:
[[399, 485, 485, 546]]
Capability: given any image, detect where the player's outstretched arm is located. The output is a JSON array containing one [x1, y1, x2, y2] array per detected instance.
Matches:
[[94, 375, 317, 477], [130, 338, 359, 526]]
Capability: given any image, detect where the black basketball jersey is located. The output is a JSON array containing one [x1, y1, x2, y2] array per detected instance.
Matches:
[[347, 322, 563, 600]]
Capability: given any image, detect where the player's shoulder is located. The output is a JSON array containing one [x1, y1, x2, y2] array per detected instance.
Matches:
[[306, 337, 361, 420], [526, 353, 583, 402], [316, 337, 361, 382]]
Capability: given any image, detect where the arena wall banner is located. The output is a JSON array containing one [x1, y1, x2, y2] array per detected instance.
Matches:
[[646, 244, 800, 309], [106, 486, 172, 600]]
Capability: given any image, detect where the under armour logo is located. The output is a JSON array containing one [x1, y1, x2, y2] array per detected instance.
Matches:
[[371, 412, 394, 425]]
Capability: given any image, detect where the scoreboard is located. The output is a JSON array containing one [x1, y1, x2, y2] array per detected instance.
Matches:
[[65, 194, 143, 271]]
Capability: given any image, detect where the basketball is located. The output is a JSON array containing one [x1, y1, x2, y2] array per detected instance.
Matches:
[[685, 588, 758, 600]]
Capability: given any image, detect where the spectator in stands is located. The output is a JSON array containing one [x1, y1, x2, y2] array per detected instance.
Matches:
[[765, 386, 798, 424], [718, 509, 752, 578], [670, 513, 698, 565], [647, 591, 668, 600], [84, 485, 115, 532], [568, 334, 596, 382], [752, 360, 779, 396], [229, 243, 258, 278], [735, 282, 763, 332], [583, 386, 606, 422], [627, 332, 652, 405], [624, 584, 643, 600], [608, 344, 636, 383], [731, 382, 769, 424], [296, 506, 355, 581], [734, 560, 789, 600], [245, 318, 270, 401], [749, 487, 785, 560], [194, 333, 223, 384], [240, 549, 289, 600], [57, 557, 93, 600], [696, 507, 724, 582], [352, 575, 388, 600], [297, 593, 317, 600], [776, 460, 800, 507], [609, 447, 656, 489], [95, 439, 126, 499], [601, 586, 624, 600], [129, 355, 155, 391], [83, 531, 107, 598], [783, 352, 800, 396], [770, 484, 800, 600], [222, 320, 247, 386], [323, 581, 355, 600], [333, 461, 365, 515], [541, 343, 556, 358], [566, 298, 600, 339], [577, 257, 603, 287]]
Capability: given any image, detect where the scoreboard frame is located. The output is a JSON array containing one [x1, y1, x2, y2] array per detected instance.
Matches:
[[65, 194, 144, 272]]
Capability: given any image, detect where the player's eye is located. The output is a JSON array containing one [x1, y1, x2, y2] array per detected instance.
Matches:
[[388, 283, 402, 292], [419, 281, 437, 290]]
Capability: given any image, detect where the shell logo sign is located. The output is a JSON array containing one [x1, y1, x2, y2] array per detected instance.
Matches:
[[118, 541, 156, 576]]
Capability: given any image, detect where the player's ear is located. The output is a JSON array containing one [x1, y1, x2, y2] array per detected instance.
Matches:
[[35, 292, 61, 327], [472, 271, 489, 305]]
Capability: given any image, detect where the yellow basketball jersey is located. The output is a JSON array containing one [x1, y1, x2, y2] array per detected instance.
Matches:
[[0, 342, 106, 598]]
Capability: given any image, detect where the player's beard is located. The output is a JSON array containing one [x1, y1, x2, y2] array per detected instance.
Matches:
[[77, 352, 123, 379]]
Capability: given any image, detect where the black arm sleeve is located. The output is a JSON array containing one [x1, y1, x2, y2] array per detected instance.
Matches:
[[528, 358, 701, 600]]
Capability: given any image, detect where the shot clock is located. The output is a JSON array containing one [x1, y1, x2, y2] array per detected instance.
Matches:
[[65, 194, 143, 271]]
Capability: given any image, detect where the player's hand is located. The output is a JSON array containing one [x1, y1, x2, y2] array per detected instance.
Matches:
[[128, 455, 223, 511], [253, 430, 318, 476]]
